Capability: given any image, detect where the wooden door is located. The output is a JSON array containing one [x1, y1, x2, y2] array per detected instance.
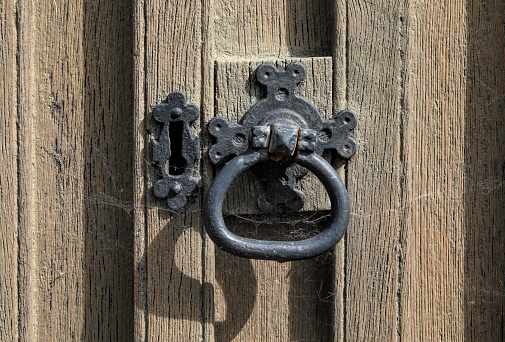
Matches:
[[1, 0, 504, 341]]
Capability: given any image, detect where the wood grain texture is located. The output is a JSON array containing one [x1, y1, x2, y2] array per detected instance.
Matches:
[[82, 0, 134, 340], [209, 59, 337, 340], [332, 1, 347, 341], [332, 0, 347, 114], [213, 219, 334, 342], [32, 0, 86, 338], [401, 1, 466, 340], [17, 0, 38, 340], [0, 0, 18, 340], [133, 0, 147, 339], [201, 0, 216, 340], [209, 3, 343, 341], [5, 0, 502, 340], [143, 0, 204, 340], [12, 0, 136, 340], [345, 0, 406, 340], [214, 57, 333, 215], [465, 0, 505, 339], [214, 0, 334, 57]]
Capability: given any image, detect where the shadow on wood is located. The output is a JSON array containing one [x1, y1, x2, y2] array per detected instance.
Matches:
[[465, 0, 505, 339], [83, 0, 135, 340], [137, 213, 256, 341]]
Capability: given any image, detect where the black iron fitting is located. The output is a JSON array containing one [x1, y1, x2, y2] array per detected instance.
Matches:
[[203, 61, 359, 261], [208, 61, 358, 213], [152, 92, 200, 210], [251, 124, 317, 159]]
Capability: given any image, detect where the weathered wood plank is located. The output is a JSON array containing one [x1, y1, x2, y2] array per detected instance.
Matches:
[[209, 2, 343, 341], [17, 0, 38, 340], [332, 1, 347, 340], [345, 0, 406, 339], [465, 0, 505, 339], [213, 219, 333, 341], [143, 0, 204, 340], [16, 0, 136, 340], [208, 62, 337, 341], [82, 0, 135, 340], [401, 1, 466, 340], [33, 0, 85, 339], [0, 0, 18, 340], [201, 0, 216, 340], [214, 0, 334, 58], [214, 57, 333, 215], [133, 0, 147, 338]]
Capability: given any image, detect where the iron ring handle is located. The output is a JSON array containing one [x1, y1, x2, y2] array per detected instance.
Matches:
[[203, 150, 350, 261]]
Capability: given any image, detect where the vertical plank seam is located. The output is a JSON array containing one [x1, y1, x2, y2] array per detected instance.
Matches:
[[16, 0, 38, 339], [6, 0, 20, 338], [397, 2, 409, 341], [133, 0, 147, 339], [142, 0, 148, 338], [343, 2, 349, 341], [200, 190, 207, 342], [200, 0, 212, 339], [200, 2, 206, 338], [201, 0, 216, 339], [13, 0, 21, 340], [344, 0, 349, 107], [342, 92, 347, 338]]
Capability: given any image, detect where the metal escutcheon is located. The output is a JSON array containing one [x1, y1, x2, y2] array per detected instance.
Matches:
[[152, 92, 200, 210], [204, 62, 357, 261]]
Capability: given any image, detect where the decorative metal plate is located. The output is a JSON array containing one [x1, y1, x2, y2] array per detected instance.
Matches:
[[152, 92, 200, 210], [207, 62, 357, 213]]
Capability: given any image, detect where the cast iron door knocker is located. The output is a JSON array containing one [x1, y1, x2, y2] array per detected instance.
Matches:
[[203, 62, 358, 262]]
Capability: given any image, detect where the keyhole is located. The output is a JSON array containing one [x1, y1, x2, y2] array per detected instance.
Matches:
[[169, 121, 186, 176]]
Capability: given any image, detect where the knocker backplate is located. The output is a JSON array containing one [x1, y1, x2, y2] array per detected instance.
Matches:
[[208, 60, 357, 214]]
